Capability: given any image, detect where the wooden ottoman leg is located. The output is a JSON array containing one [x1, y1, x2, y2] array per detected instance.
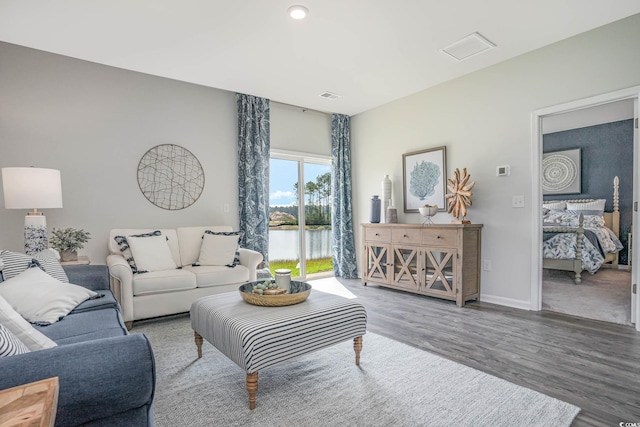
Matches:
[[194, 332, 203, 359], [354, 336, 363, 366], [246, 372, 259, 410]]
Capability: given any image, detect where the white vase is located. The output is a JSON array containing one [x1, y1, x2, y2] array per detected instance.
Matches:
[[381, 175, 392, 222]]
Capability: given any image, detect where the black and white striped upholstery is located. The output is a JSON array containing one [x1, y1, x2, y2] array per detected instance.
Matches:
[[0, 323, 30, 357], [191, 291, 367, 373]]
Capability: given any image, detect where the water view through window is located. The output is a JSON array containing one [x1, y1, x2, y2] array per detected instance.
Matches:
[[269, 156, 332, 278]]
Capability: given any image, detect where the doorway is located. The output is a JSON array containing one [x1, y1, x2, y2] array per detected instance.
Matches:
[[540, 102, 634, 325], [269, 150, 333, 280], [530, 86, 640, 331]]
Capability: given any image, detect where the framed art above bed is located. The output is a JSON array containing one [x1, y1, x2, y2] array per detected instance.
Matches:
[[542, 148, 581, 195]]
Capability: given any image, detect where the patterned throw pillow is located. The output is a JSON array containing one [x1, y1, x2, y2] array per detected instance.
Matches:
[[113, 230, 163, 274], [0, 295, 56, 351], [0, 249, 69, 282], [198, 231, 242, 268], [0, 323, 30, 357]]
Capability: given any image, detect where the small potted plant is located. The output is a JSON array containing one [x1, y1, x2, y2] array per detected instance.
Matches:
[[50, 227, 91, 262]]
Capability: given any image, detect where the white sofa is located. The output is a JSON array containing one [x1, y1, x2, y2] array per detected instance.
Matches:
[[106, 226, 263, 328]]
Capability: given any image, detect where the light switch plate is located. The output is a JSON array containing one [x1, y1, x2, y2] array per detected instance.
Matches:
[[512, 195, 525, 208]]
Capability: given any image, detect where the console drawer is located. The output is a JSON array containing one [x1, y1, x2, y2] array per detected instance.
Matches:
[[422, 229, 457, 247], [365, 228, 391, 243], [392, 228, 421, 244]]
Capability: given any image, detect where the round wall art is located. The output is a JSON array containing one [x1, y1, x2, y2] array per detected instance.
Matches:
[[541, 149, 580, 194], [137, 144, 205, 210]]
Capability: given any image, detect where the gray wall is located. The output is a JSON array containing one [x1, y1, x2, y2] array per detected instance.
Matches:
[[0, 42, 330, 264], [350, 14, 640, 308]]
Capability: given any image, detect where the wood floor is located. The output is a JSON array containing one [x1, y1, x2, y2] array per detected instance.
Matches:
[[335, 278, 640, 427]]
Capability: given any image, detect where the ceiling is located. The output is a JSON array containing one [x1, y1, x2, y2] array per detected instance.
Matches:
[[1, 1, 640, 116]]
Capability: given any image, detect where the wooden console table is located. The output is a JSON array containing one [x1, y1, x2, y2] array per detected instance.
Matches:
[[0, 377, 59, 427], [362, 223, 482, 306]]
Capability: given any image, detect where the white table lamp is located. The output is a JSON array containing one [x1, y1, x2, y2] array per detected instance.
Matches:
[[2, 167, 63, 255]]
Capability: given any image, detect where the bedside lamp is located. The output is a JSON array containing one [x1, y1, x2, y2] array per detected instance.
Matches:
[[2, 167, 63, 255]]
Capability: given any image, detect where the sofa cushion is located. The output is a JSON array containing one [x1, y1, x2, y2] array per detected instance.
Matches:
[[132, 269, 197, 296], [0, 323, 30, 356], [0, 249, 69, 282], [198, 231, 241, 267], [0, 267, 98, 324], [35, 308, 128, 345], [184, 265, 250, 287], [127, 234, 177, 272], [0, 295, 56, 351]]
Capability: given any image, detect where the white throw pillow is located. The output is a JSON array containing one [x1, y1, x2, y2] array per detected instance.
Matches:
[[0, 267, 98, 324], [126, 234, 177, 272], [198, 231, 241, 266], [0, 323, 30, 357], [0, 295, 56, 351]]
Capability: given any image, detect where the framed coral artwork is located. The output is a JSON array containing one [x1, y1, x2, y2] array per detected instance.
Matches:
[[403, 146, 447, 213]]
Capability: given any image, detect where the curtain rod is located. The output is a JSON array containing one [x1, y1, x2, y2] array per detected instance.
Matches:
[[271, 100, 333, 116]]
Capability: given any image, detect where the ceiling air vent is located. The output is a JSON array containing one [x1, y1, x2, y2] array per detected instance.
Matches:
[[440, 32, 496, 61], [319, 91, 341, 100]]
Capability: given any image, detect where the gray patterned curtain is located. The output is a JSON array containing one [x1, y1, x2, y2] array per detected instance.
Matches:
[[331, 114, 358, 278], [237, 93, 270, 264]]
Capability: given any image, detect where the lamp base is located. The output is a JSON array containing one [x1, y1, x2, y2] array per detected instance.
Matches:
[[24, 215, 48, 255]]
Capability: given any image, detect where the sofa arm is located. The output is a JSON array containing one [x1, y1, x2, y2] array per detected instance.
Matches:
[[63, 265, 110, 291], [0, 334, 155, 427], [107, 254, 135, 323], [238, 248, 264, 282]]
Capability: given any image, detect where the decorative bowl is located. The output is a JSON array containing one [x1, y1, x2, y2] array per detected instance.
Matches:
[[239, 280, 312, 307], [419, 205, 439, 217]]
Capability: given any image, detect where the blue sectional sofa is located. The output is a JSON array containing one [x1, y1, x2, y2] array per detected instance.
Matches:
[[0, 265, 156, 426]]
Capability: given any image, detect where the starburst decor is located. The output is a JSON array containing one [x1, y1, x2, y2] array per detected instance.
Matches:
[[446, 168, 475, 223]]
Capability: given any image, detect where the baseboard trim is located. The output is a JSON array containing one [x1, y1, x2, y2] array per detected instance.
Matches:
[[480, 294, 532, 310]]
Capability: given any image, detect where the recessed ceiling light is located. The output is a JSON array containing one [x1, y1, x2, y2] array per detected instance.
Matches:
[[288, 5, 309, 20]]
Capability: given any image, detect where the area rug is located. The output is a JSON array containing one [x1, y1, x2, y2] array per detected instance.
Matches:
[[134, 315, 580, 427]]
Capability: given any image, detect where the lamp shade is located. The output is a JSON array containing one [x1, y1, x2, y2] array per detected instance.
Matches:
[[2, 167, 63, 209]]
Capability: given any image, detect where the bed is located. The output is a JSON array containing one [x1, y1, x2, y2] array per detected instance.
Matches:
[[542, 176, 623, 284]]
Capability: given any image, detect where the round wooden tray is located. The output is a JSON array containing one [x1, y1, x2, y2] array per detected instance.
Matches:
[[239, 281, 311, 307]]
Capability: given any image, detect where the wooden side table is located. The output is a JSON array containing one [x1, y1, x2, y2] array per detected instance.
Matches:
[[0, 377, 59, 427], [59, 255, 91, 266]]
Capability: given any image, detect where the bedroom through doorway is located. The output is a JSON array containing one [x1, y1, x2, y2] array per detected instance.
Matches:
[[540, 99, 635, 325]]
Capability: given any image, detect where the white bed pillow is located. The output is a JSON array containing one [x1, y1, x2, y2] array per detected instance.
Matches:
[[0, 295, 56, 351], [126, 234, 177, 272], [542, 201, 566, 210], [198, 231, 241, 266], [0, 267, 97, 324], [566, 199, 606, 212]]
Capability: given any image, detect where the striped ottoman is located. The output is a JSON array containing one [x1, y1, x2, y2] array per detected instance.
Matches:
[[190, 290, 367, 410]]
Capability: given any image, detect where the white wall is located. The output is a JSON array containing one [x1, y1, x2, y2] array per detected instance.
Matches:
[[351, 14, 640, 307], [0, 43, 333, 266], [0, 42, 239, 264]]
